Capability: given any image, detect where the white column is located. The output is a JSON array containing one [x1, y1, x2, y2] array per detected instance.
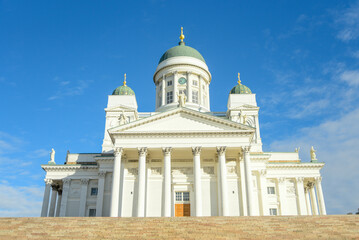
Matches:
[[137, 147, 147, 217], [162, 147, 172, 217], [192, 147, 202, 216], [162, 75, 166, 106], [295, 177, 307, 215], [259, 170, 268, 216], [239, 158, 247, 216], [315, 177, 326, 215], [187, 72, 192, 102], [48, 185, 58, 217], [216, 158, 222, 216], [305, 187, 312, 215], [59, 178, 70, 217], [278, 177, 286, 215], [173, 72, 178, 103], [110, 148, 123, 217], [309, 182, 319, 215], [41, 179, 52, 217], [96, 171, 106, 217], [243, 146, 254, 216], [55, 189, 62, 217], [217, 146, 228, 216], [79, 178, 89, 217]]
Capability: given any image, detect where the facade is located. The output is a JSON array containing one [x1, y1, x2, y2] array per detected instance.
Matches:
[[40, 29, 326, 217]]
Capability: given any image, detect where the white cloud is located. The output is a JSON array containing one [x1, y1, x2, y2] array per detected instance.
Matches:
[[340, 70, 359, 86], [353, 50, 359, 59], [269, 107, 359, 214], [48, 79, 90, 100], [0, 183, 43, 217], [336, 1, 359, 41]]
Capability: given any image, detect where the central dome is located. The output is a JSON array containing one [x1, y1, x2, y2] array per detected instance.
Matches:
[[159, 41, 205, 64]]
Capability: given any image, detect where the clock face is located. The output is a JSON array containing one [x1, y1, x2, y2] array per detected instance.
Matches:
[[178, 77, 187, 85]]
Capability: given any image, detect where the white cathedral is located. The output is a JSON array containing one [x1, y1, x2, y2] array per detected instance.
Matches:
[[41, 29, 326, 218]]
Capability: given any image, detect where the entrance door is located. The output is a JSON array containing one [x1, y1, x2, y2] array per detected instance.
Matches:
[[175, 191, 190, 217]]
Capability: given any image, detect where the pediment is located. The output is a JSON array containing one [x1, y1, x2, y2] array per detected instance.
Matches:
[[108, 107, 255, 135]]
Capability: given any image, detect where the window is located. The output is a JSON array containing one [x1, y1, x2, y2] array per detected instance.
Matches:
[[175, 191, 190, 202], [192, 91, 198, 104], [183, 192, 190, 201], [91, 187, 98, 196], [167, 80, 173, 86], [179, 89, 187, 96], [192, 80, 198, 86], [176, 192, 182, 202], [166, 91, 173, 104], [267, 187, 276, 195], [89, 208, 96, 217], [269, 208, 277, 216]]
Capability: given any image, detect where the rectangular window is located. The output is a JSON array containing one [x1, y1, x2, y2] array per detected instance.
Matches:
[[167, 80, 173, 86], [89, 208, 96, 217], [269, 208, 277, 216], [192, 91, 198, 104], [267, 187, 275, 195], [166, 91, 173, 104], [179, 89, 187, 96], [176, 192, 182, 202], [183, 192, 190, 201], [192, 80, 198, 86], [91, 188, 98, 196]]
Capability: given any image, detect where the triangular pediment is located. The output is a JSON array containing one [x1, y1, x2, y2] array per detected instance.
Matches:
[[108, 107, 255, 135]]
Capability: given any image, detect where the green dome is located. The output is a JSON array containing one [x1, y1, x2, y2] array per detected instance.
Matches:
[[230, 84, 252, 94], [159, 42, 205, 64], [112, 85, 135, 95]]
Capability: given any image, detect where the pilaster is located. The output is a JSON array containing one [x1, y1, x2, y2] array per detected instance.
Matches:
[[79, 178, 89, 217], [278, 177, 286, 215], [96, 171, 107, 217], [259, 170, 268, 216]]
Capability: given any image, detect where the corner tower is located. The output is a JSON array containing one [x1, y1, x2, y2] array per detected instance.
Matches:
[[153, 27, 212, 112]]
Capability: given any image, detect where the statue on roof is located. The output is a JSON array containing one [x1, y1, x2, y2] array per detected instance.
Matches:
[[310, 146, 317, 161], [48, 148, 56, 164]]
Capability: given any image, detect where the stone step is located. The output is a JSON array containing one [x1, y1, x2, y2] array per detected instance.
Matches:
[[0, 215, 358, 239]]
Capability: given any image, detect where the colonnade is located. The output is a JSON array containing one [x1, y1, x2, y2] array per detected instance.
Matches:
[[304, 177, 326, 215], [109, 146, 256, 217]]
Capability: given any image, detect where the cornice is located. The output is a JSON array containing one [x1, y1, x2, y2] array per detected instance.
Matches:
[[41, 164, 98, 172], [154, 64, 211, 83], [266, 163, 324, 169]]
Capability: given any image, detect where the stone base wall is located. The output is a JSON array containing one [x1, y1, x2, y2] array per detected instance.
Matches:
[[0, 215, 358, 239]]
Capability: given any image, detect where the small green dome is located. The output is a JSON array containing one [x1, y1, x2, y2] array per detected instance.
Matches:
[[230, 84, 252, 94], [159, 42, 205, 64], [112, 85, 135, 95]]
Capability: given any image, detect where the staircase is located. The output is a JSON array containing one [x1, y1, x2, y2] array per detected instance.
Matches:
[[0, 215, 358, 239]]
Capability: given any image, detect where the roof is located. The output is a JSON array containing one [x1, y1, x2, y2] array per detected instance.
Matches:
[[159, 41, 205, 64]]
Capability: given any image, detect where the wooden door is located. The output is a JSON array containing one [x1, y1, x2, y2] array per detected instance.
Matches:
[[175, 204, 191, 217]]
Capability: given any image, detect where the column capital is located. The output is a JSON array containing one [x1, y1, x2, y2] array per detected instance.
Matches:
[[314, 176, 322, 183], [259, 169, 267, 176], [81, 178, 89, 185], [62, 178, 71, 185], [57, 189, 63, 195], [216, 146, 227, 155], [98, 171, 107, 178], [162, 147, 172, 155], [242, 146, 251, 153], [306, 182, 314, 188], [138, 147, 148, 156], [114, 147, 123, 157], [51, 184, 59, 191], [296, 177, 304, 183], [278, 177, 286, 183], [192, 146, 202, 156], [44, 179, 53, 185]]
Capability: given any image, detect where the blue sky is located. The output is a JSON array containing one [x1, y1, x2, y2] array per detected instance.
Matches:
[[1, 0, 359, 216]]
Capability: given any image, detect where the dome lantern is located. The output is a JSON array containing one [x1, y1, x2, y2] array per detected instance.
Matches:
[[230, 73, 252, 94], [112, 73, 135, 95]]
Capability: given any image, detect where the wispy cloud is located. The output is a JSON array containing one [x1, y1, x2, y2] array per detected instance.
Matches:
[[340, 70, 359, 86], [48, 78, 91, 100], [269, 107, 359, 214], [335, 1, 359, 42], [0, 182, 43, 217]]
